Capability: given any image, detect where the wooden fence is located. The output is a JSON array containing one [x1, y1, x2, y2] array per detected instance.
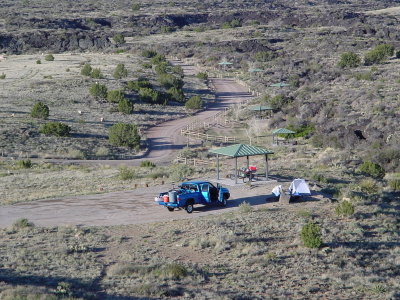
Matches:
[[174, 156, 212, 166], [180, 129, 237, 144]]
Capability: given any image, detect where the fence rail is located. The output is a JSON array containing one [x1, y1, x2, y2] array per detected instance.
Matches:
[[174, 157, 212, 166], [181, 129, 236, 143]]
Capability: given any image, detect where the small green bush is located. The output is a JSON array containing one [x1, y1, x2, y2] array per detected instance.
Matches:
[[160, 26, 174, 33], [300, 222, 323, 248], [396, 50, 400, 59], [36, 59, 41, 64], [359, 161, 385, 178], [196, 72, 208, 81], [13, 218, 34, 229], [89, 83, 108, 99], [353, 72, 373, 81], [140, 160, 156, 168], [335, 200, 355, 217], [141, 50, 158, 58], [107, 90, 125, 103], [0, 73, 5, 79], [389, 179, 400, 191], [118, 98, 134, 114], [167, 87, 185, 102], [156, 263, 188, 279], [17, 159, 32, 169], [287, 123, 315, 138], [158, 73, 183, 89], [150, 54, 166, 65], [40, 122, 71, 137], [255, 51, 277, 62], [81, 63, 92, 76], [238, 201, 253, 213], [169, 164, 193, 182], [338, 52, 361, 68], [222, 19, 242, 29], [269, 94, 292, 110], [113, 33, 125, 46], [31, 101, 49, 119], [91, 68, 103, 79], [127, 79, 152, 91], [44, 54, 54, 61], [364, 44, 394, 65], [113, 63, 128, 79], [185, 95, 203, 109], [155, 62, 169, 75], [118, 166, 136, 180], [109, 123, 140, 149], [359, 178, 379, 195], [138, 87, 162, 103], [131, 3, 140, 11]]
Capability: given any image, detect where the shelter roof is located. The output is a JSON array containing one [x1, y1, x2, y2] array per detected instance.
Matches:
[[209, 144, 274, 158], [272, 128, 295, 135], [248, 105, 273, 111]]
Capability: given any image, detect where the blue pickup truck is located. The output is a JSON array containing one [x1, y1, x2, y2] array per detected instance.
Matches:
[[156, 181, 230, 213]]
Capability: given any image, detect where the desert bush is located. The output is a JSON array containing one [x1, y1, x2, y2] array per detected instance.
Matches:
[[353, 72, 373, 81], [222, 19, 242, 29], [185, 95, 203, 109], [13, 218, 34, 229], [44, 54, 54, 61], [171, 66, 184, 77], [167, 87, 185, 102], [169, 164, 194, 182], [364, 44, 394, 65], [113, 63, 128, 79], [31, 101, 49, 119], [142, 49, 158, 58], [238, 201, 252, 213], [91, 68, 103, 79], [396, 50, 400, 59], [131, 3, 140, 11], [196, 72, 208, 81], [0, 73, 5, 79], [255, 51, 277, 62], [126, 78, 152, 91], [160, 26, 174, 33], [36, 59, 41, 64], [107, 89, 125, 103], [140, 160, 156, 168], [151, 54, 167, 65], [287, 123, 315, 138], [138, 87, 162, 103], [311, 173, 328, 184], [40, 122, 71, 137], [80, 63, 92, 76], [158, 73, 184, 89], [155, 263, 188, 280], [113, 33, 125, 45], [109, 123, 140, 149], [335, 200, 355, 217], [389, 179, 400, 191], [118, 166, 137, 180], [359, 161, 385, 178], [89, 83, 108, 99], [118, 99, 134, 114], [16, 159, 32, 169], [300, 222, 322, 248], [359, 178, 379, 195], [269, 94, 292, 110], [95, 146, 110, 157], [155, 62, 169, 74], [338, 52, 361, 68]]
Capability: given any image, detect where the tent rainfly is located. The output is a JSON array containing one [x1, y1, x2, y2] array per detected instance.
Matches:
[[209, 144, 274, 184]]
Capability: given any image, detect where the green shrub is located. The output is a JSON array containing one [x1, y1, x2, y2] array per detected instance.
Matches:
[[196, 72, 208, 81], [300, 222, 323, 248], [40, 122, 71, 137], [335, 200, 355, 217], [80, 63, 92, 76], [169, 164, 193, 182], [156, 263, 188, 279], [171, 65, 184, 77], [118, 99, 134, 114], [338, 52, 361, 68], [287, 123, 315, 138], [359, 161, 385, 178], [109, 123, 140, 149], [160, 26, 174, 33], [269, 94, 292, 110], [138, 87, 162, 103], [222, 19, 242, 29], [155, 62, 169, 74], [140, 160, 156, 168], [131, 3, 140, 11], [167, 87, 185, 102], [89, 83, 108, 99], [127, 79, 152, 91], [359, 178, 379, 195], [364, 44, 394, 65], [158, 73, 183, 89], [389, 179, 400, 191], [185, 95, 203, 109], [142, 50, 158, 58], [396, 50, 400, 59], [311, 173, 328, 184], [0, 73, 5, 79], [17, 159, 32, 169], [142, 62, 153, 69], [118, 166, 136, 180], [255, 51, 277, 62], [13, 218, 34, 229], [91, 68, 103, 79], [36, 59, 41, 64], [238, 201, 252, 213], [44, 54, 54, 61], [353, 72, 373, 81], [31, 101, 49, 119], [150, 54, 167, 65], [113, 33, 125, 46], [107, 90, 125, 103], [113, 63, 128, 79]]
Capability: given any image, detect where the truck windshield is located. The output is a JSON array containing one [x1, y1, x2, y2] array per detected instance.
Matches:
[[182, 184, 198, 192]]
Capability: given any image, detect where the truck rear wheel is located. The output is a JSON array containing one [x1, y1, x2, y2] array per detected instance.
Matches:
[[167, 207, 174, 212], [186, 204, 194, 214]]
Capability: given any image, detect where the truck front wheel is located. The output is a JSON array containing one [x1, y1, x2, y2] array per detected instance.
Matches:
[[186, 204, 194, 214], [167, 207, 174, 212]]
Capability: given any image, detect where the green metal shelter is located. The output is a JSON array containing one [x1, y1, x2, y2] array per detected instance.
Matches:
[[270, 82, 290, 87], [272, 128, 295, 144], [209, 144, 274, 184], [249, 68, 264, 73], [248, 105, 273, 117]]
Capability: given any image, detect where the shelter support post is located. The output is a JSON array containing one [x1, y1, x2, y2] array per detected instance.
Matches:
[[265, 154, 269, 180], [217, 154, 220, 180], [246, 156, 249, 168], [235, 157, 238, 184]]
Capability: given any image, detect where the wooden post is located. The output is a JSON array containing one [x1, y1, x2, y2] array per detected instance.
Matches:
[[217, 154, 220, 180], [246, 156, 249, 168], [265, 154, 269, 180], [235, 157, 238, 184]]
